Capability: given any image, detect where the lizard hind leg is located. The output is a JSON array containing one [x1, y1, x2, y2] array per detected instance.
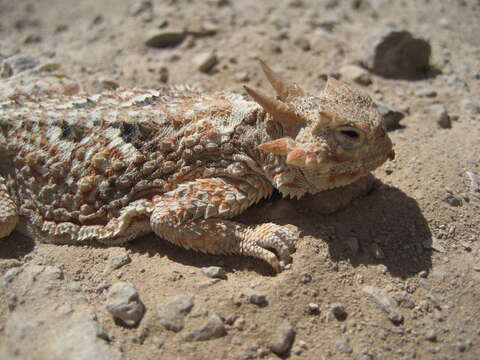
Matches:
[[0, 176, 18, 238], [149, 178, 299, 272]]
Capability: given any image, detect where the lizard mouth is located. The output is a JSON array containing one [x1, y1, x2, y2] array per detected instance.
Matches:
[[306, 148, 395, 192]]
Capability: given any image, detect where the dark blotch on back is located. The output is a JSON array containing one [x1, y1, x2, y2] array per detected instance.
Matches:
[[112, 121, 154, 149]]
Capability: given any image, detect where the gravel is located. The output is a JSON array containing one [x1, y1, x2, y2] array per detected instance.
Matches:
[[2, 265, 122, 360]]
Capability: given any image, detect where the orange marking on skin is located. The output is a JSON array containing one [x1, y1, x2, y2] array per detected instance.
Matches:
[[286, 148, 306, 165]]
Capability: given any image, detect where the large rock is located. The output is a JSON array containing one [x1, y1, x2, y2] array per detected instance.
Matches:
[[363, 29, 431, 79], [1, 265, 122, 360]]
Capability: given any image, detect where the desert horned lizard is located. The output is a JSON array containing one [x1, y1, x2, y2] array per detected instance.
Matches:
[[0, 58, 394, 271]]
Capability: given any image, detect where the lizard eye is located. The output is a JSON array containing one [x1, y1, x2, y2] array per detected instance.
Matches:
[[334, 126, 365, 150]]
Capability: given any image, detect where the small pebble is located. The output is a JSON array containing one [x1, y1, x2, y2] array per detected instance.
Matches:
[[249, 292, 268, 307], [157, 295, 194, 332], [429, 103, 451, 129], [192, 51, 218, 73], [306, 303, 320, 315], [330, 303, 347, 320], [184, 314, 226, 341], [426, 328, 437, 342], [145, 29, 186, 48], [442, 193, 462, 207], [103, 249, 131, 275], [106, 281, 144, 327], [340, 64, 372, 86], [415, 87, 437, 97], [300, 273, 312, 284], [269, 322, 295, 355], [376, 102, 405, 131], [293, 36, 311, 51], [362, 285, 404, 325], [202, 266, 227, 279], [335, 337, 353, 354]]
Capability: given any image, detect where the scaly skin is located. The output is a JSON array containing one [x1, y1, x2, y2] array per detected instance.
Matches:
[[0, 57, 393, 271]]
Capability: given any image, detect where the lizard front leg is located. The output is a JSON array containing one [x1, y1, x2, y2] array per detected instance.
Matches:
[[0, 175, 18, 238], [150, 177, 298, 272]]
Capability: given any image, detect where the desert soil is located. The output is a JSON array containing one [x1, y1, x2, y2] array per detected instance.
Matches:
[[0, 0, 479, 359]]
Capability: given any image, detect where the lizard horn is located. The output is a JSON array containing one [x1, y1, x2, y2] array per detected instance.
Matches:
[[259, 59, 305, 102], [244, 85, 305, 136]]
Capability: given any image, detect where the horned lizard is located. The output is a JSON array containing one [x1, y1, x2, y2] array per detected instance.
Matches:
[[0, 57, 394, 271]]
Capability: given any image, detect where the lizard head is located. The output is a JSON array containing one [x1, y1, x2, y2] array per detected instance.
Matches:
[[245, 60, 394, 197]]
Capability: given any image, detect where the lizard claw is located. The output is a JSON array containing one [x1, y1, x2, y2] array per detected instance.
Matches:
[[241, 223, 299, 272]]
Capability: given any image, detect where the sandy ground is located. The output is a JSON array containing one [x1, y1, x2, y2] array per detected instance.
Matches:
[[0, 0, 479, 359]]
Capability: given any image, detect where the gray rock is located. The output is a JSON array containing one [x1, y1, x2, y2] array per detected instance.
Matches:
[[363, 29, 431, 79], [106, 281, 144, 327], [362, 285, 404, 325], [306, 303, 320, 315], [429, 103, 451, 129], [2, 265, 122, 360], [335, 337, 353, 354], [1, 54, 40, 77], [184, 314, 226, 341], [426, 328, 437, 342], [269, 322, 295, 355], [249, 292, 268, 307], [145, 29, 186, 48], [300, 272, 312, 284], [202, 266, 227, 279], [157, 295, 194, 332], [192, 51, 218, 73], [340, 64, 372, 86], [442, 192, 462, 206], [103, 249, 131, 275], [376, 102, 405, 131], [330, 303, 347, 320], [423, 237, 446, 253], [198, 279, 221, 288], [415, 87, 437, 97]]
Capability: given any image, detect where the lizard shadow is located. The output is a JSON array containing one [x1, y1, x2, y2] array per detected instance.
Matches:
[[128, 175, 433, 277], [238, 175, 433, 278], [295, 181, 432, 278], [0, 232, 35, 260]]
